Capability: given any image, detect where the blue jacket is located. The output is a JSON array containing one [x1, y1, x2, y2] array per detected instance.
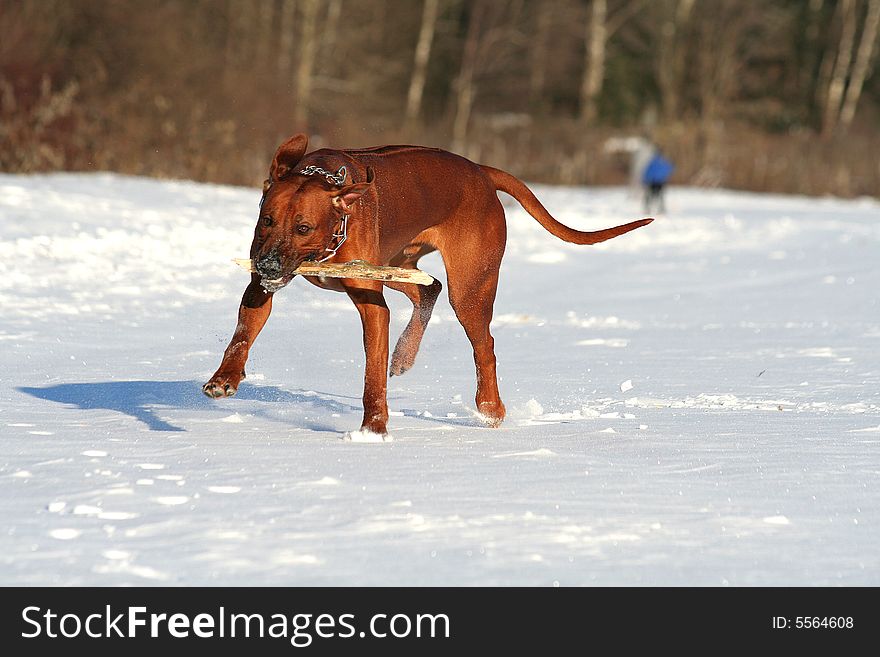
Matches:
[[642, 154, 674, 185]]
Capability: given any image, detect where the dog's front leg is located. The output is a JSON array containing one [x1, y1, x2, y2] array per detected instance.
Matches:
[[203, 276, 273, 398], [346, 283, 390, 435]]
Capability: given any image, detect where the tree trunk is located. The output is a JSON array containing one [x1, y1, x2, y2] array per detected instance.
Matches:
[[529, 2, 552, 107], [451, 0, 487, 155], [277, 0, 296, 76], [840, 0, 880, 130], [405, 0, 440, 128], [695, 0, 743, 169], [322, 0, 343, 65], [294, 0, 319, 130], [802, 0, 825, 101], [223, 0, 250, 89], [822, 0, 857, 136], [255, 0, 275, 69], [580, 0, 607, 125], [815, 1, 836, 113], [657, 0, 695, 121]]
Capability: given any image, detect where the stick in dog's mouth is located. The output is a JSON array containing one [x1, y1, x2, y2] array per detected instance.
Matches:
[[232, 258, 435, 286]]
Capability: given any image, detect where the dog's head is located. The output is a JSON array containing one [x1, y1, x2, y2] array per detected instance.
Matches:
[[250, 134, 373, 292]]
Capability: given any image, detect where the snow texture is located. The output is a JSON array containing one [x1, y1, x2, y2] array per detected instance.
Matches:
[[1, 172, 878, 585]]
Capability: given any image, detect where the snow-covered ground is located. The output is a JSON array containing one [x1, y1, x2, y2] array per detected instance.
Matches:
[[1, 172, 878, 586]]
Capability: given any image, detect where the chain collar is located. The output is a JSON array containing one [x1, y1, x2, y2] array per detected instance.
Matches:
[[259, 165, 347, 206], [316, 214, 348, 262], [299, 164, 347, 186], [299, 164, 349, 262]]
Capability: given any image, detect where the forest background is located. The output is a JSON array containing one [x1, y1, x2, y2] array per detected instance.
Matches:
[[2, 0, 879, 196]]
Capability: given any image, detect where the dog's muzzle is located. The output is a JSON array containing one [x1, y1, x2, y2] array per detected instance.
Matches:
[[255, 251, 296, 292], [255, 252, 283, 279]]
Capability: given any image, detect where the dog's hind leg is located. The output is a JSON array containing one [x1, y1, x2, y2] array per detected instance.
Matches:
[[439, 210, 507, 427], [385, 245, 442, 376], [385, 278, 442, 376]]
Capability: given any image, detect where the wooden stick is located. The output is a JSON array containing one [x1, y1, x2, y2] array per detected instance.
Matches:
[[232, 258, 435, 286]]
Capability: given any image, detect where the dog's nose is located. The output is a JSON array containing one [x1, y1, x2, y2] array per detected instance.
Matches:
[[255, 253, 283, 279]]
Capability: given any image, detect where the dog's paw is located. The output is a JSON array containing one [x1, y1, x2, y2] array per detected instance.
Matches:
[[389, 343, 416, 377], [477, 401, 506, 428], [389, 355, 413, 377], [202, 373, 242, 399]]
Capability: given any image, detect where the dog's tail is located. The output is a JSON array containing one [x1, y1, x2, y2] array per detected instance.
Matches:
[[482, 166, 653, 245]]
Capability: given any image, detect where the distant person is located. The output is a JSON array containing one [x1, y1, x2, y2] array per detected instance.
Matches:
[[642, 149, 674, 214], [631, 137, 655, 194], [601, 135, 654, 198]]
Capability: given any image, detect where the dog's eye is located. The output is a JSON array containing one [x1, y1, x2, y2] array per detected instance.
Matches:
[[262, 216, 274, 227], [296, 224, 312, 235]]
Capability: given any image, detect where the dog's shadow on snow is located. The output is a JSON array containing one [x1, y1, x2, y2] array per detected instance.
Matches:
[[16, 380, 361, 433]]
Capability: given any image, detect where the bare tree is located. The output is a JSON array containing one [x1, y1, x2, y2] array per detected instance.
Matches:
[[815, 1, 837, 113], [405, 0, 441, 128], [696, 1, 751, 124], [580, 0, 647, 124], [840, 0, 880, 129], [255, 0, 275, 69], [452, 0, 488, 154], [656, 0, 696, 121], [801, 0, 826, 100], [580, 0, 607, 125], [322, 0, 343, 57], [278, 0, 296, 76], [822, 0, 858, 136], [223, 0, 252, 89], [529, 1, 553, 107], [294, 0, 319, 130]]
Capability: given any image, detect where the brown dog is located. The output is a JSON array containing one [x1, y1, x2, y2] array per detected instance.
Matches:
[[203, 134, 652, 436]]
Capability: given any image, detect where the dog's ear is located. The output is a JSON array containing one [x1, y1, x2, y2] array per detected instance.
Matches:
[[269, 133, 309, 181], [331, 179, 373, 214]]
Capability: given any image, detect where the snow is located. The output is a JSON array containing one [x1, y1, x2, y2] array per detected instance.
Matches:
[[344, 429, 394, 443], [1, 172, 878, 585]]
